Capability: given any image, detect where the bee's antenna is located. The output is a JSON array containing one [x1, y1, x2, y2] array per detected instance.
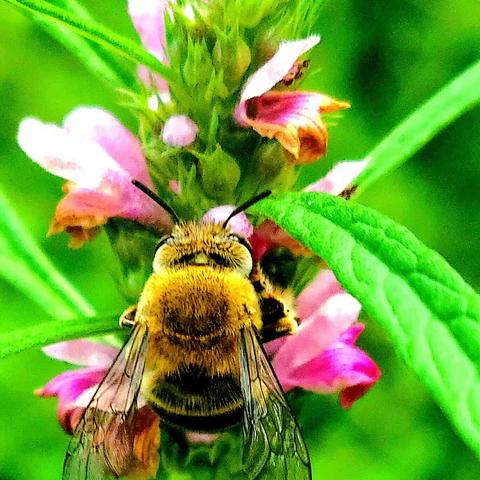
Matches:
[[132, 180, 180, 223], [222, 190, 272, 229]]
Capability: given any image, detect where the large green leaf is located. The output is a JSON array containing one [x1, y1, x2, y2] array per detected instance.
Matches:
[[355, 59, 480, 193], [252, 192, 480, 457], [3, 0, 176, 83], [0, 314, 120, 359]]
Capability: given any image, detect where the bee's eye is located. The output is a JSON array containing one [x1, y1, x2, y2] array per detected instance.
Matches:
[[229, 234, 252, 255], [155, 235, 172, 253]]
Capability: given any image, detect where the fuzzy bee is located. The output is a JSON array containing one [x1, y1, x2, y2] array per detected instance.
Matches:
[[63, 181, 311, 480]]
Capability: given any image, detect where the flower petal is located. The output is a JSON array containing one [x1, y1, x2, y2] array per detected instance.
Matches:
[[240, 36, 320, 102], [162, 114, 198, 147], [236, 91, 349, 163], [35, 367, 106, 432], [275, 324, 381, 407], [128, 0, 169, 62], [254, 220, 312, 256], [63, 107, 153, 187], [129, 0, 171, 98], [203, 206, 254, 238], [19, 115, 172, 246], [273, 293, 361, 374], [18, 117, 119, 189], [43, 339, 119, 367], [185, 432, 219, 444], [296, 269, 344, 320], [305, 159, 369, 195]]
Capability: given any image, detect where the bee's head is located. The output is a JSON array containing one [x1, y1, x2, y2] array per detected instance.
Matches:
[[131, 181, 270, 277], [152, 222, 253, 276]]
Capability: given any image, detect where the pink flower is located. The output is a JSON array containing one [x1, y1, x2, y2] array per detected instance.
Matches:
[[235, 37, 350, 164], [17, 107, 171, 247], [162, 114, 199, 147], [35, 339, 119, 433], [270, 270, 381, 407], [36, 339, 160, 478]]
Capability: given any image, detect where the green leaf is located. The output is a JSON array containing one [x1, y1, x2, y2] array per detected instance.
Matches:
[[0, 314, 121, 359], [0, 191, 95, 318], [30, 0, 136, 89], [252, 192, 480, 457], [355, 59, 480, 193], [3, 0, 177, 84]]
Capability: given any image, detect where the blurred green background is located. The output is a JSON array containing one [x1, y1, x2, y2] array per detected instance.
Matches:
[[0, 0, 479, 479]]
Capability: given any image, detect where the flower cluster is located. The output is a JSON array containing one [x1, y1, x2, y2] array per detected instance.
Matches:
[[20, 0, 380, 476]]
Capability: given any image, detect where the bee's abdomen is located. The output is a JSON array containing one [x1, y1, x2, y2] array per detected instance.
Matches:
[[147, 365, 243, 431]]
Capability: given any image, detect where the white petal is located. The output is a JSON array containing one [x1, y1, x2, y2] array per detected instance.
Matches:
[[18, 117, 120, 189], [240, 36, 320, 102], [305, 159, 370, 195]]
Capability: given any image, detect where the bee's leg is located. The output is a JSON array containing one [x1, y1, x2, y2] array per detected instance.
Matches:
[[251, 264, 298, 342], [119, 304, 138, 328]]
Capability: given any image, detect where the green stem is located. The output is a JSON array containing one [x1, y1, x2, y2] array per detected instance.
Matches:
[[0, 191, 95, 317], [356, 59, 480, 193], [3, 0, 177, 84]]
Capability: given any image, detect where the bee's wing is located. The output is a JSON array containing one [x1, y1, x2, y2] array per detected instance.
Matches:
[[239, 326, 311, 480], [63, 324, 149, 480]]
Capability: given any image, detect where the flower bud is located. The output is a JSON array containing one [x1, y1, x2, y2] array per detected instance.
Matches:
[[254, 141, 286, 177], [196, 145, 240, 202], [162, 114, 198, 147], [213, 28, 251, 90]]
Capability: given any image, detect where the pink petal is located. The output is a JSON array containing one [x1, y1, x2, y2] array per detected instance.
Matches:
[[42, 339, 119, 367], [162, 115, 198, 147], [128, 0, 169, 62], [305, 159, 369, 195], [296, 269, 344, 320], [203, 206, 254, 238], [129, 0, 172, 98], [254, 221, 311, 256], [63, 107, 153, 187], [18, 117, 120, 189], [240, 36, 320, 102], [35, 366, 106, 432], [19, 116, 172, 246], [185, 432, 219, 444], [275, 324, 381, 407], [273, 293, 361, 374]]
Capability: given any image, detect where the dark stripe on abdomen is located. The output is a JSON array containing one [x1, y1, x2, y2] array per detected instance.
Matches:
[[148, 365, 243, 432]]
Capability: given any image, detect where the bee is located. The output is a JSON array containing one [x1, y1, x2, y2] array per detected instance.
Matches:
[[63, 181, 311, 480]]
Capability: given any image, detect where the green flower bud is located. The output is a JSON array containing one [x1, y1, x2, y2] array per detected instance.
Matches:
[[213, 28, 251, 91], [254, 141, 286, 178], [196, 145, 241, 202]]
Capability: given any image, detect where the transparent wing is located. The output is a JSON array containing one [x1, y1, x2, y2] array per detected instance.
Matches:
[[63, 324, 149, 480], [239, 327, 311, 480]]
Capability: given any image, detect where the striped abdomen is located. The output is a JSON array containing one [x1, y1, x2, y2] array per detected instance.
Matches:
[[147, 364, 243, 431]]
